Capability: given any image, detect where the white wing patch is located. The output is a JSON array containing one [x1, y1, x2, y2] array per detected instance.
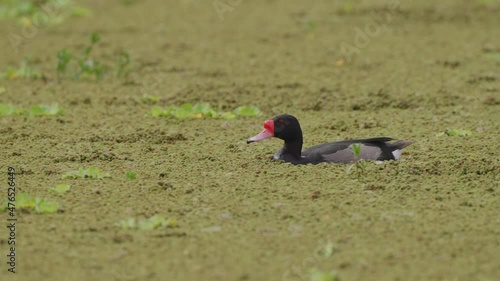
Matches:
[[392, 149, 402, 160], [273, 148, 284, 160]]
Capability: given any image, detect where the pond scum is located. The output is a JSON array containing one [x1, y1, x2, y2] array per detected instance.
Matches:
[[0, 1, 498, 281]]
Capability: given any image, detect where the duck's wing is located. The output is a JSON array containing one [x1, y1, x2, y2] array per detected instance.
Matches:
[[302, 137, 410, 164]]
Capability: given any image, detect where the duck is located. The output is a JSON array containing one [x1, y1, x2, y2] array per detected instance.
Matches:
[[247, 114, 412, 165]]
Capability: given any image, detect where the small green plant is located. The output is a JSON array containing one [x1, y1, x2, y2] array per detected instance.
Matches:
[[62, 167, 111, 179], [79, 33, 104, 79], [49, 184, 71, 194], [317, 241, 335, 258], [1, 192, 58, 214], [0, 57, 42, 79], [233, 106, 262, 117], [0, 0, 90, 24], [347, 143, 367, 179], [151, 103, 262, 119], [115, 215, 177, 230], [0, 103, 63, 117], [115, 51, 131, 78], [126, 172, 136, 180], [28, 104, 63, 116], [437, 129, 473, 137], [0, 103, 24, 116], [57, 33, 104, 80], [56, 33, 132, 81], [56, 49, 72, 78], [309, 269, 341, 281]]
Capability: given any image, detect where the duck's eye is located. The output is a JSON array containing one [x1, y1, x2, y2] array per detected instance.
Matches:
[[278, 119, 284, 124]]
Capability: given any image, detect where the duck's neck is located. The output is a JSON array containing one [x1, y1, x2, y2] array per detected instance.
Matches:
[[283, 136, 303, 159]]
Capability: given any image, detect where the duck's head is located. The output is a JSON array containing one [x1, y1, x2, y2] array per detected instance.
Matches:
[[247, 114, 302, 143]]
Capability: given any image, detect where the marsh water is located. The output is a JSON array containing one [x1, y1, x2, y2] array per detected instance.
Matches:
[[0, 0, 499, 280]]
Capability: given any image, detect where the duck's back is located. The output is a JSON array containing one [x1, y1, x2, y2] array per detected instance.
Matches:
[[302, 137, 411, 164]]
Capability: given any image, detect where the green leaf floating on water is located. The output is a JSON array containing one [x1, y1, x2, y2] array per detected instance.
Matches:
[[1, 192, 58, 214], [174, 103, 193, 119], [309, 269, 341, 281], [86, 166, 108, 178], [0, 103, 64, 117], [0, 103, 24, 116], [150, 103, 262, 119], [219, 112, 236, 120], [317, 241, 335, 258], [62, 167, 111, 179], [28, 104, 63, 116], [126, 172, 137, 180], [150, 106, 165, 117], [116, 217, 137, 230], [29, 105, 46, 116], [193, 102, 212, 114], [16, 192, 37, 209], [50, 184, 71, 194], [436, 129, 473, 137], [138, 215, 167, 230], [233, 106, 262, 117], [35, 198, 59, 214]]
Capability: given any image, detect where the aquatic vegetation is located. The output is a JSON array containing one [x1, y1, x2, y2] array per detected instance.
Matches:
[[49, 184, 71, 194], [437, 129, 473, 137], [309, 269, 341, 281], [2, 192, 58, 214], [0, 1, 497, 279], [56, 49, 72, 77], [28, 104, 63, 116], [151, 103, 262, 119], [317, 241, 335, 258], [0, 58, 42, 79], [233, 106, 262, 117], [0, 0, 90, 25], [116, 215, 177, 230], [126, 172, 137, 180], [347, 143, 367, 179], [0, 103, 63, 116], [57, 33, 104, 80], [115, 51, 131, 78], [56, 33, 133, 80], [0, 103, 24, 116], [62, 167, 111, 179]]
